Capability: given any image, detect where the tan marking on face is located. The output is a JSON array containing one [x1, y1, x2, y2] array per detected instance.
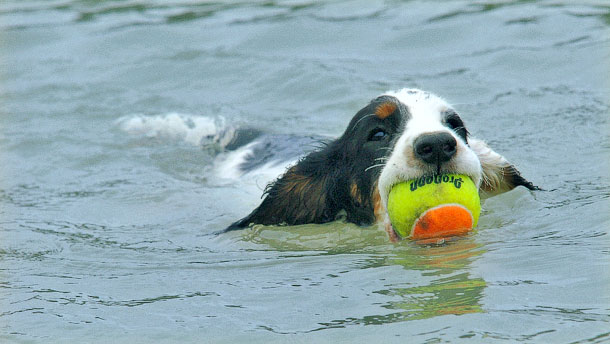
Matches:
[[373, 183, 399, 242], [350, 181, 362, 205], [375, 102, 397, 119], [372, 184, 385, 223]]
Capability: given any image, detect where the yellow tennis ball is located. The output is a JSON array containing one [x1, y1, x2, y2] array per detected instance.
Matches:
[[387, 174, 481, 240]]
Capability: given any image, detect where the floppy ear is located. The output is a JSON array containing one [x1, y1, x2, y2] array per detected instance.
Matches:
[[469, 138, 540, 197], [225, 165, 335, 230], [225, 143, 347, 231]]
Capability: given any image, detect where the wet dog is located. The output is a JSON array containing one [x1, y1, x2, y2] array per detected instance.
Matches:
[[224, 88, 538, 239]]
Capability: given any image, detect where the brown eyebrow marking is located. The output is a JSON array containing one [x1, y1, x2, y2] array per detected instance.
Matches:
[[375, 102, 397, 119]]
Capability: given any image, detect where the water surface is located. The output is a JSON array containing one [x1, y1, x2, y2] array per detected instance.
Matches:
[[1, 0, 609, 343]]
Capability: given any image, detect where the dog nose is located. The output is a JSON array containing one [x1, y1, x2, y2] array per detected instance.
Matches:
[[414, 132, 457, 165]]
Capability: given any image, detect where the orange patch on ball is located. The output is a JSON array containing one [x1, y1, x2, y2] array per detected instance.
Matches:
[[411, 204, 474, 240]]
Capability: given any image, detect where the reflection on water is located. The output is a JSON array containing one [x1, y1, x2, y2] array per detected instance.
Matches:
[[241, 222, 390, 252], [244, 223, 485, 328], [378, 241, 486, 324]]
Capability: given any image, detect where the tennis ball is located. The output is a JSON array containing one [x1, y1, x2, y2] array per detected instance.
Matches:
[[387, 174, 480, 240]]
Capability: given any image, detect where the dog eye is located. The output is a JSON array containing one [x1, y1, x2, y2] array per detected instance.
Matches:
[[368, 129, 387, 141], [445, 114, 469, 142], [446, 116, 463, 130]]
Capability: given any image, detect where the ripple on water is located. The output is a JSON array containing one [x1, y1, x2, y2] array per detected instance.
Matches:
[[1, 0, 609, 342]]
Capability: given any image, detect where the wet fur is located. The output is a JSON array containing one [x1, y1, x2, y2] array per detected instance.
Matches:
[[229, 143, 380, 228], [227, 90, 539, 231]]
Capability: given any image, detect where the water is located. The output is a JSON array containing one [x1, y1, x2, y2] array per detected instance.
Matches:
[[1, 0, 609, 342]]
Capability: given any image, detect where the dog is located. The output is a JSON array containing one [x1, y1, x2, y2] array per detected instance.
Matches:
[[225, 88, 538, 240]]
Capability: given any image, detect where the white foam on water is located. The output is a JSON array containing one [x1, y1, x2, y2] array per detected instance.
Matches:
[[214, 142, 258, 180], [116, 112, 295, 195], [116, 113, 228, 146]]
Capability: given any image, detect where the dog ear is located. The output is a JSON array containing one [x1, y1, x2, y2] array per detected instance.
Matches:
[[469, 138, 540, 197], [225, 152, 341, 230]]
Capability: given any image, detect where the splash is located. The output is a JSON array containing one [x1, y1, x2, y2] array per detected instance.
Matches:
[[116, 113, 232, 146]]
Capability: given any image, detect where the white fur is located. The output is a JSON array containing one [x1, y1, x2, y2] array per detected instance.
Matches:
[[377, 88, 483, 211], [469, 138, 516, 197], [214, 143, 296, 185]]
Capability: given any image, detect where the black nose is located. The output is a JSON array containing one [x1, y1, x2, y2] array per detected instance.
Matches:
[[414, 132, 457, 165]]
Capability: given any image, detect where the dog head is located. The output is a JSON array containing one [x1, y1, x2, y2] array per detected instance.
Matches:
[[375, 89, 482, 212]]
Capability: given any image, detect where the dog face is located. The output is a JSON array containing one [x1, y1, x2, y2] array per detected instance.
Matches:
[[376, 89, 482, 213], [334, 95, 404, 196]]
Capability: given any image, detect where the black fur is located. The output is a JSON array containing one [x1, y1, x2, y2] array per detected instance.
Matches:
[[506, 165, 542, 191], [226, 96, 405, 230]]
